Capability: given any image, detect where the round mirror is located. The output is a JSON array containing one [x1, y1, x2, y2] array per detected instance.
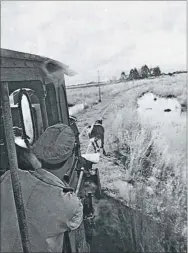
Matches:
[[18, 89, 35, 146]]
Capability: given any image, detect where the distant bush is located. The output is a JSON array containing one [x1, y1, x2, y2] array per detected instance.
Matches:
[[120, 71, 127, 81]]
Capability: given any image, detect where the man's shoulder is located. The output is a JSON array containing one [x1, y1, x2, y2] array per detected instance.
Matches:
[[1, 168, 71, 191], [29, 168, 72, 190]]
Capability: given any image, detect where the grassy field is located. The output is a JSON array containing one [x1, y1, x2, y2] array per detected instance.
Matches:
[[67, 74, 187, 109], [67, 73, 187, 252], [67, 78, 154, 108]]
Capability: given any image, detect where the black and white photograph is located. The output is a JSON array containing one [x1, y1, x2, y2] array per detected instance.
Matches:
[[0, 1, 187, 252]]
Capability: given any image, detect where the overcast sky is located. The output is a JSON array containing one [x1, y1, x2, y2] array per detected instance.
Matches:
[[1, 1, 186, 85]]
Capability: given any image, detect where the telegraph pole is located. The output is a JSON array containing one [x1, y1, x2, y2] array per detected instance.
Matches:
[[98, 70, 101, 102]]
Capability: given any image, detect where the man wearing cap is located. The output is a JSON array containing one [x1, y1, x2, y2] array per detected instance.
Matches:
[[1, 124, 86, 252], [33, 123, 77, 182]]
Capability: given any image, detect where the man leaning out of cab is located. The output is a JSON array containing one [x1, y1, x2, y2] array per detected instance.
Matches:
[[1, 123, 83, 252]]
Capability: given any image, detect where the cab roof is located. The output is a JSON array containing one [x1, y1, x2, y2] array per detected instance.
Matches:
[[0, 48, 49, 62], [0, 48, 75, 83]]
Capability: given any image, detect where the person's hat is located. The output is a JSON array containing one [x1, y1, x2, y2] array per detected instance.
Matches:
[[32, 124, 75, 165]]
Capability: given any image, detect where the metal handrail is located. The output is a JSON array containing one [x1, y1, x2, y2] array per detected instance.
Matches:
[[1, 82, 31, 253]]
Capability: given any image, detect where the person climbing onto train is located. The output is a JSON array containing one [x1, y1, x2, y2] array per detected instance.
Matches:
[[1, 123, 83, 252]]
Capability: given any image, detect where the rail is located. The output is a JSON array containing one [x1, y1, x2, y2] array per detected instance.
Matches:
[[66, 81, 121, 90], [1, 82, 31, 253]]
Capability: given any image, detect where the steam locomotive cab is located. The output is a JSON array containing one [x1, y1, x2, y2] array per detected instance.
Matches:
[[0, 48, 101, 252]]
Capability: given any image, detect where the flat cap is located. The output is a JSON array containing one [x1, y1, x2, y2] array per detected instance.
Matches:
[[33, 124, 75, 164]]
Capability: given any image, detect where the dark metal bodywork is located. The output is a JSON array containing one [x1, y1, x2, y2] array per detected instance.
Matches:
[[0, 48, 93, 252], [1, 48, 69, 127], [0, 48, 71, 172]]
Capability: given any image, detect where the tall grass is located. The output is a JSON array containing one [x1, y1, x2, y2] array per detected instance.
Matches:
[[106, 107, 187, 252]]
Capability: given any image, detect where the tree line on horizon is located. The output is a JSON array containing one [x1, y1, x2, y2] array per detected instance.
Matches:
[[120, 65, 162, 81], [119, 65, 187, 81]]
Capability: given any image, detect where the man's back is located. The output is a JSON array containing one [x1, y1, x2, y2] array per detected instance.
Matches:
[[1, 168, 83, 252]]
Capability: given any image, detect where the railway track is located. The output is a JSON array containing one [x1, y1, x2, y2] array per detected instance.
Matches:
[[66, 81, 120, 90], [96, 81, 153, 120], [76, 81, 154, 153]]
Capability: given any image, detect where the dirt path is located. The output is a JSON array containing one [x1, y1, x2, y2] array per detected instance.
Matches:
[[76, 82, 148, 125], [74, 82, 152, 208], [76, 82, 150, 153]]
